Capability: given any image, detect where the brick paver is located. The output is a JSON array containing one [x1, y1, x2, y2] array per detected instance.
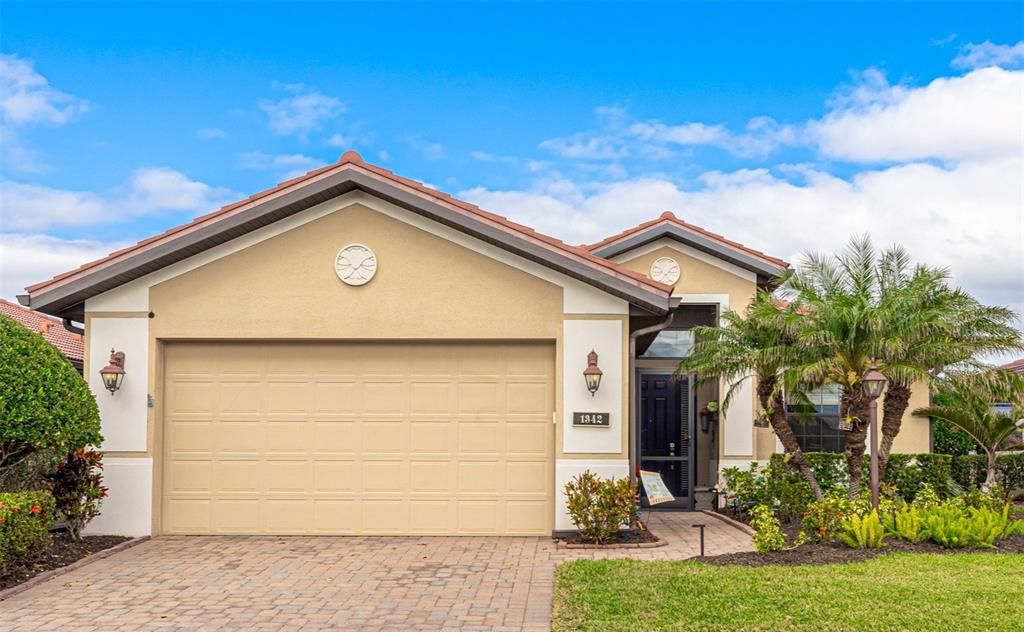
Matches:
[[0, 512, 750, 631]]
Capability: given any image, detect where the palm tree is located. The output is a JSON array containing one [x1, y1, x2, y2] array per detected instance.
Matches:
[[781, 236, 890, 499], [915, 370, 1024, 490], [874, 250, 1022, 477], [678, 290, 823, 500]]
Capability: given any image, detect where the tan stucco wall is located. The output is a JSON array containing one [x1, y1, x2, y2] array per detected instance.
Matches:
[[614, 245, 757, 311], [891, 380, 932, 454], [149, 203, 563, 340]]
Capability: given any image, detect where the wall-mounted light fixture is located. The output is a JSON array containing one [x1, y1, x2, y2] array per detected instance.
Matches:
[[583, 349, 603, 396], [99, 349, 126, 395]]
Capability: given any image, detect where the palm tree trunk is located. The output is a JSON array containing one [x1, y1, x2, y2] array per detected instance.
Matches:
[[841, 386, 870, 500], [756, 378, 823, 500], [983, 449, 998, 493], [769, 394, 824, 500], [878, 380, 912, 481]]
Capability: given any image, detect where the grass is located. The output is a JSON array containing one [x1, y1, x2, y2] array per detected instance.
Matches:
[[553, 553, 1024, 631]]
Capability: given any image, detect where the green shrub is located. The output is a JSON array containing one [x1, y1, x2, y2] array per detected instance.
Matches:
[[0, 315, 102, 480], [721, 464, 769, 508], [933, 417, 980, 456], [801, 492, 853, 542], [838, 510, 885, 549], [884, 504, 928, 543], [750, 504, 786, 553], [0, 490, 55, 566], [997, 452, 1024, 494], [564, 471, 637, 544], [45, 449, 108, 541], [965, 505, 1014, 548], [764, 458, 815, 522], [951, 454, 988, 491], [921, 503, 973, 548]]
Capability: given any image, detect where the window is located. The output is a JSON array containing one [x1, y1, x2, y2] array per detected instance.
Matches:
[[640, 329, 695, 359], [787, 385, 844, 453]]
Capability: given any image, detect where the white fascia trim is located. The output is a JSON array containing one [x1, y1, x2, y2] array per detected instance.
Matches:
[[85, 191, 628, 315], [610, 237, 757, 284]]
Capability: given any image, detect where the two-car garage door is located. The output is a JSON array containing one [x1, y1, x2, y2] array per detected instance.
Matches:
[[161, 341, 554, 535]]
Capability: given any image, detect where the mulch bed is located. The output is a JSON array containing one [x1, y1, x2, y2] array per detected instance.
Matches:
[[0, 533, 131, 590], [558, 529, 662, 549]]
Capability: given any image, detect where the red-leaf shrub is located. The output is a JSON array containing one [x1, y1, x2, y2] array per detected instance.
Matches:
[[45, 449, 108, 541]]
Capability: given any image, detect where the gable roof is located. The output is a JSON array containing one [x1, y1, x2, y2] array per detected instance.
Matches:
[[0, 298, 84, 366], [1002, 359, 1024, 376], [584, 211, 789, 283], [24, 151, 672, 319]]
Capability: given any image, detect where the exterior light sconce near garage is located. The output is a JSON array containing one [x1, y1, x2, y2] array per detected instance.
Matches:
[[99, 349, 126, 395], [583, 350, 603, 396], [700, 401, 719, 433]]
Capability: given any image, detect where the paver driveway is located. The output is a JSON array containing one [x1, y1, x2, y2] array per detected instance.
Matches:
[[1, 512, 750, 631]]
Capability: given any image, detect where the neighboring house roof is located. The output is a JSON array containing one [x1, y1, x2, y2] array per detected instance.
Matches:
[[1001, 359, 1024, 375], [0, 298, 83, 367], [584, 210, 789, 282], [23, 151, 673, 319]]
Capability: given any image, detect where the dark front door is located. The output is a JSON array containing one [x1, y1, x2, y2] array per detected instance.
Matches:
[[639, 373, 693, 509]]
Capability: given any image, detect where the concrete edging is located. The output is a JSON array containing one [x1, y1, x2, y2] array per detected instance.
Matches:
[[701, 509, 756, 536], [0, 536, 150, 601], [556, 534, 667, 549]]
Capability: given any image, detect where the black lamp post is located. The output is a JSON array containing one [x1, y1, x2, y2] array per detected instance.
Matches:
[[862, 363, 886, 509]]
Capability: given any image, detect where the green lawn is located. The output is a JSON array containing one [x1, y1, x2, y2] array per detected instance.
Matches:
[[553, 554, 1024, 631]]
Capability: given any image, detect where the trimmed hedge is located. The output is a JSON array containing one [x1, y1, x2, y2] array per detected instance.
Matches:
[[769, 451, 1024, 501], [0, 315, 102, 478], [0, 490, 55, 567]]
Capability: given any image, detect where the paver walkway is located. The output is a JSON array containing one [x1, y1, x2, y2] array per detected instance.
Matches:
[[0, 512, 750, 631]]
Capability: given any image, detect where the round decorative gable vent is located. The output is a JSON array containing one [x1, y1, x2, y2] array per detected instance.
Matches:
[[650, 256, 680, 286], [335, 244, 378, 286]]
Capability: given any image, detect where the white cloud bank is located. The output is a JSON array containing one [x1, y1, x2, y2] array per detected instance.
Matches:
[[951, 40, 1024, 70], [466, 57, 1024, 320], [0, 168, 236, 231], [0, 233, 127, 299]]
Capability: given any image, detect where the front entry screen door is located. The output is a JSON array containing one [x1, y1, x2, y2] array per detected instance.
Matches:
[[639, 374, 693, 509]]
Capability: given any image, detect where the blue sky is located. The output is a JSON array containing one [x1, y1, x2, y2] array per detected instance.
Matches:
[[1, 1, 1022, 328]]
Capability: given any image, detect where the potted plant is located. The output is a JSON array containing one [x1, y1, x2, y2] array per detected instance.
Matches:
[[700, 401, 720, 433]]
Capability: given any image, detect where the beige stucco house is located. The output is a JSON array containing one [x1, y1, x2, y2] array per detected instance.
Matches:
[[21, 152, 931, 537]]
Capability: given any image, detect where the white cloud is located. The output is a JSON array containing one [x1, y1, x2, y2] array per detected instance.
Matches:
[[397, 135, 445, 160], [198, 127, 228, 140], [812, 67, 1024, 163], [0, 233, 126, 300], [0, 54, 87, 126], [460, 155, 1024, 318], [952, 40, 1024, 70], [539, 133, 627, 160], [0, 54, 88, 174], [238, 151, 320, 178], [629, 117, 800, 157], [0, 168, 236, 231], [259, 84, 345, 136]]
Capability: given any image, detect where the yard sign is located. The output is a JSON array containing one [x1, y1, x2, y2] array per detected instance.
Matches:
[[639, 470, 675, 505]]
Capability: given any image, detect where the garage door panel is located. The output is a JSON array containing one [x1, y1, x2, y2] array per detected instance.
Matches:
[[163, 342, 553, 535], [313, 460, 359, 493], [362, 460, 409, 493], [313, 420, 360, 454]]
